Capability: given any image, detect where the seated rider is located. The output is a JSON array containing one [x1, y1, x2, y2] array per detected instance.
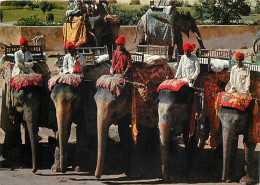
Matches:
[[228, 52, 250, 95], [175, 42, 200, 87], [62, 41, 86, 75], [110, 35, 132, 78], [12, 37, 36, 77]]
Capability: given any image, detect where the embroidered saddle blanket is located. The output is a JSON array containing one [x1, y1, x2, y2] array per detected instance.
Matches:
[[218, 91, 252, 111], [11, 73, 44, 91], [48, 74, 82, 90], [157, 79, 188, 92], [96, 74, 125, 97]]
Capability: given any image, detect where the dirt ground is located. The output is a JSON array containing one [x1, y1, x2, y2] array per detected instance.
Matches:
[[0, 50, 259, 185]]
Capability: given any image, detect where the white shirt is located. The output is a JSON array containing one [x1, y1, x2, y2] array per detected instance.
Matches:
[[12, 50, 35, 77], [229, 65, 250, 93], [62, 53, 86, 75], [175, 55, 200, 87]]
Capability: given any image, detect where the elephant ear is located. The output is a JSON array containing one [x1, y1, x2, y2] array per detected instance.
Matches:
[[16, 90, 24, 105]]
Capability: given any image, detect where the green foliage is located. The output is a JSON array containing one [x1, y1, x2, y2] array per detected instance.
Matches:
[[110, 4, 149, 25], [39, 1, 54, 14], [46, 12, 54, 23], [254, 0, 260, 13], [193, 0, 251, 25], [15, 15, 44, 26]]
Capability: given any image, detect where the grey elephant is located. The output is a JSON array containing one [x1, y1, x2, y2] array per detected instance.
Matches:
[[94, 61, 175, 179], [135, 8, 205, 60], [157, 80, 207, 182], [0, 65, 55, 173], [217, 92, 258, 184]]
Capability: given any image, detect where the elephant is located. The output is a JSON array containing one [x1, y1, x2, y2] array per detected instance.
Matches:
[[217, 99, 257, 184], [157, 84, 205, 182], [136, 9, 205, 60], [88, 15, 120, 60], [0, 73, 53, 173], [253, 29, 260, 55]]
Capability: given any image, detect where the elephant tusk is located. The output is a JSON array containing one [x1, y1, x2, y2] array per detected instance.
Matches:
[[194, 32, 201, 40]]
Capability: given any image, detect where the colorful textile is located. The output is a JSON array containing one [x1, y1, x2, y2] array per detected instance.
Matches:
[[11, 73, 43, 91], [183, 42, 196, 52], [248, 100, 260, 143], [218, 92, 252, 111], [157, 79, 188, 92], [235, 52, 245, 60], [4, 63, 14, 109], [199, 71, 230, 148], [96, 74, 125, 97], [20, 37, 28, 46], [48, 74, 82, 90], [145, 9, 174, 46], [115, 35, 126, 46], [63, 16, 87, 47], [64, 41, 76, 50]]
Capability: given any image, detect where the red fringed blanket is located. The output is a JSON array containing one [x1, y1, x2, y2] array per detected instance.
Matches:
[[96, 75, 125, 97], [11, 73, 43, 91], [218, 92, 252, 111], [157, 79, 188, 92], [48, 74, 82, 90]]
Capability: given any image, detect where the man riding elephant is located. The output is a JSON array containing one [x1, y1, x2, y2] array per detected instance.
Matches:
[[110, 35, 132, 78], [228, 52, 250, 95], [175, 42, 200, 87]]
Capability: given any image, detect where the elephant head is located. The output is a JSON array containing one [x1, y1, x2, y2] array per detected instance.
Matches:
[[218, 101, 256, 184], [157, 86, 197, 182], [174, 11, 205, 49], [88, 16, 120, 60], [253, 30, 260, 54], [50, 83, 85, 173], [94, 85, 131, 179]]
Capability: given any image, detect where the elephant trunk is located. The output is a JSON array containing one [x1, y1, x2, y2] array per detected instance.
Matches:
[[158, 102, 171, 182], [25, 106, 39, 173], [222, 125, 234, 182], [55, 99, 71, 173], [192, 26, 205, 49], [95, 100, 111, 179]]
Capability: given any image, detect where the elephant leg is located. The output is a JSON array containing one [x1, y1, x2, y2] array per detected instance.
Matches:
[[75, 122, 87, 172], [118, 115, 133, 175], [168, 46, 174, 61], [51, 132, 60, 172], [3, 130, 22, 170], [239, 138, 256, 184], [129, 124, 147, 178]]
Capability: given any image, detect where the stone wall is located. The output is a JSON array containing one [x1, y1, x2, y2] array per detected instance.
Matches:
[[0, 25, 259, 51]]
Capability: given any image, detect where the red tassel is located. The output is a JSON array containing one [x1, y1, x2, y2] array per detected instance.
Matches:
[[73, 60, 81, 74]]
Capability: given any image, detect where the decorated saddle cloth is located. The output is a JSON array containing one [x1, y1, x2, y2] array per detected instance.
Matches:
[[48, 74, 82, 90], [96, 74, 125, 97], [157, 79, 188, 92], [63, 16, 87, 47], [11, 73, 44, 91], [144, 9, 174, 46], [217, 92, 252, 111]]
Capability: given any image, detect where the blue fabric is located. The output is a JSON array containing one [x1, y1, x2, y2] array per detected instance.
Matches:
[[145, 9, 174, 46]]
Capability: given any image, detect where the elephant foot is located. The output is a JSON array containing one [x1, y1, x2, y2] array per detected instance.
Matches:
[[162, 174, 174, 183], [51, 163, 61, 172], [239, 175, 254, 185], [32, 167, 37, 173], [128, 167, 145, 179], [74, 165, 86, 172]]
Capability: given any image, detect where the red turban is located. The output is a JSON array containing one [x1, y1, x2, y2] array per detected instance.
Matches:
[[115, 35, 126, 46], [183, 42, 196, 52], [20, 37, 28, 46], [64, 41, 76, 50], [235, 52, 244, 60]]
